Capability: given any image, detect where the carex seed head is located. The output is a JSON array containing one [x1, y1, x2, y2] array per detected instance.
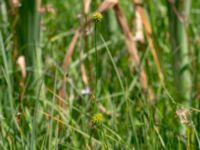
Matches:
[[92, 12, 103, 23], [92, 113, 103, 125]]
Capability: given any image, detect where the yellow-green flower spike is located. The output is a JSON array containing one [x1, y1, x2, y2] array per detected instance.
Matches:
[[92, 113, 103, 125], [92, 12, 103, 23]]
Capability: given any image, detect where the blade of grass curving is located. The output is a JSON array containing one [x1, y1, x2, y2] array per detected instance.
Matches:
[[48, 70, 58, 150], [100, 35, 140, 149], [100, 35, 124, 92], [30, 79, 43, 150], [0, 32, 16, 127]]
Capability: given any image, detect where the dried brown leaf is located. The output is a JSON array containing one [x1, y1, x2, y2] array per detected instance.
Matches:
[[58, 30, 80, 100], [98, 0, 118, 13], [58, 86, 66, 107], [176, 108, 190, 124], [81, 60, 89, 86], [11, 0, 21, 7], [134, 0, 164, 81], [39, 5, 56, 14], [84, 0, 91, 14], [134, 1, 144, 43], [113, 4, 148, 91], [17, 55, 26, 79], [63, 30, 80, 72]]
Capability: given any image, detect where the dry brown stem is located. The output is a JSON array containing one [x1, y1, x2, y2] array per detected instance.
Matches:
[[113, 4, 148, 91], [133, 0, 164, 82]]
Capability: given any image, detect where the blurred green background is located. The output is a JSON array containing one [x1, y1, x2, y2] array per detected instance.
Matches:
[[0, 0, 200, 149]]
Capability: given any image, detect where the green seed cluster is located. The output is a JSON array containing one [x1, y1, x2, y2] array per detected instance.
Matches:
[[92, 113, 103, 125], [92, 12, 103, 22]]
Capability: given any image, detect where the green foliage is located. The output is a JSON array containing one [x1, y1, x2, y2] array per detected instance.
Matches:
[[0, 0, 200, 149]]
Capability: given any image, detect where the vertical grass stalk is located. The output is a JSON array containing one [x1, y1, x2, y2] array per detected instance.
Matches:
[[168, 0, 192, 102], [13, 0, 45, 99], [92, 12, 103, 99], [95, 22, 98, 98], [0, 32, 16, 126]]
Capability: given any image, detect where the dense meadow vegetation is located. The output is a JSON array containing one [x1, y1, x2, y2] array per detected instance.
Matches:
[[0, 0, 200, 149]]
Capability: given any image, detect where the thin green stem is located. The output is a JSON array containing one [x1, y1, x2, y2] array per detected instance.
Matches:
[[94, 23, 97, 99]]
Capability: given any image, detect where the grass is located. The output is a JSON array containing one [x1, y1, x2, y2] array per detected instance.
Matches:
[[0, 0, 200, 149]]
